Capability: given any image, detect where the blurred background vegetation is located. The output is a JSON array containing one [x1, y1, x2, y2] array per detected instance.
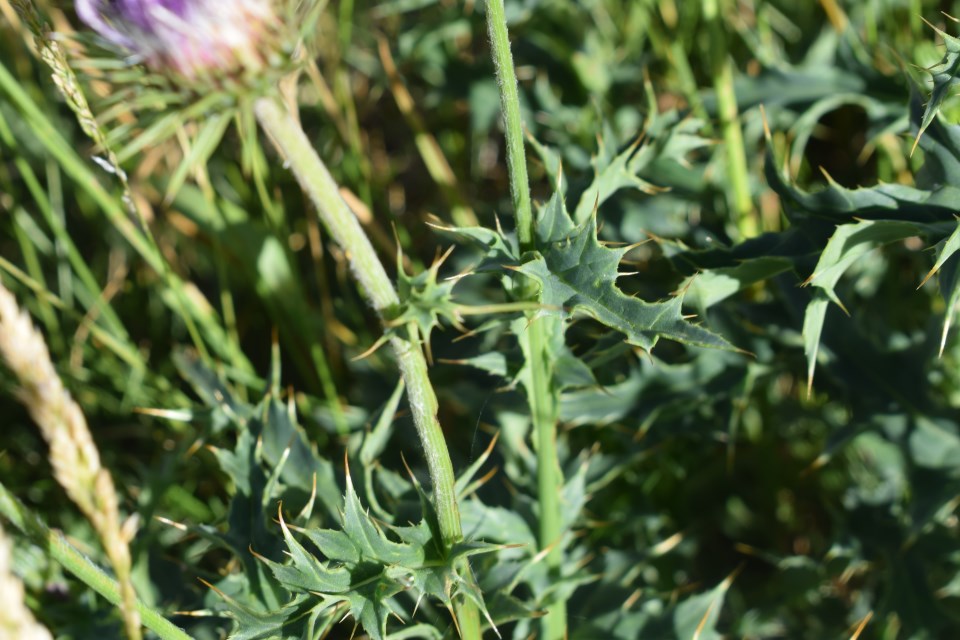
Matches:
[[4, 0, 960, 638]]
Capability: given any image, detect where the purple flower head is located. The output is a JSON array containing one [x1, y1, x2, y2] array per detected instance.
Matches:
[[77, 0, 277, 79]]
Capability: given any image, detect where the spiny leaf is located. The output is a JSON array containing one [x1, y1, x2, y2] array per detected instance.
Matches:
[[300, 528, 361, 564], [573, 115, 711, 222], [433, 221, 519, 270], [921, 219, 960, 355], [260, 510, 406, 640], [341, 469, 422, 566], [762, 93, 960, 369], [573, 135, 661, 223], [253, 395, 342, 520], [920, 219, 960, 287], [766, 106, 960, 225], [785, 93, 902, 177], [255, 461, 497, 640], [769, 164, 960, 224], [455, 431, 501, 498], [269, 510, 354, 593], [391, 247, 465, 357], [220, 591, 318, 640], [801, 220, 921, 391], [517, 190, 734, 351], [913, 19, 960, 156], [445, 189, 732, 358]]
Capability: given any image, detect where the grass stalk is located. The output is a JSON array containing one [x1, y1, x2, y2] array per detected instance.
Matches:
[[3, 11, 216, 366], [378, 37, 478, 227], [0, 57, 253, 373], [0, 482, 190, 640], [703, 0, 757, 238], [0, 282, 141, 639], [0, 523, 53, 639], [484, 1, 566, 637], [0, 97, 138, 364], [252, 95, 481, 639]]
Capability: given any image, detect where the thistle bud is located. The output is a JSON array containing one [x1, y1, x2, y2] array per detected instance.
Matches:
[[76, 0, 283, 81]]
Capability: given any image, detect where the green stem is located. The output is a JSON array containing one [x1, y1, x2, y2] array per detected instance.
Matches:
[[0, 482, 190, 640], [703, 0, 757, 239], [252, 96, 480, 639], [484, 2, 566, 638], [485, 0, 534, 251]]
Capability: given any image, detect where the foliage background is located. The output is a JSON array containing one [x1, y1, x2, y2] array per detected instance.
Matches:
[[3, 0, 960, 638]]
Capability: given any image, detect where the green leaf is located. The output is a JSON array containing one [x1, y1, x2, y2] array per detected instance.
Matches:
[[436, 222, 519, 269], [517, 190, 733, 351], [163, 111, 231, 202], [254, 395, 342, 520], [359, 379, 406, 466], [766, 137, 960, 226], [263, 517, 353, 594], [254, 461, 496, 640], [573, 116, 711, 223], [921, 219, 960, 355], [454, 351, 511, 378], [573, 136, 661, 223], [682, 256, 794, 312], [913, 22, 960, 155], [260, 513, 406, 640], [341, 471, 422, 566], [221, 593, 317, 640], [909, 417, 960, 471], [802, 220, 920, 389], [393, 250, 461, 346], [460, 501, 537, 549], [673, 572, 734, 640], [300, 529, 361, 564], [559, 371, 643, 427]]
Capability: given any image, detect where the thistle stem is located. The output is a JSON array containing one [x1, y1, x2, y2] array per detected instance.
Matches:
[[484, 2, 566, 637], [252, 96, 481, 639], [0, 482, 190, 640], [485, 0, 534, 250]]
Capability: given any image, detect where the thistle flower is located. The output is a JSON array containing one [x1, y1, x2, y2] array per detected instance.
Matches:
[[65, 0, 323, 196], [76, 0, 282, 80]]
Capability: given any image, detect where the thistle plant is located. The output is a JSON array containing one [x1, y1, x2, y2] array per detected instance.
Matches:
[[72, 0, 484, 636], [10, 1, 960, 639]]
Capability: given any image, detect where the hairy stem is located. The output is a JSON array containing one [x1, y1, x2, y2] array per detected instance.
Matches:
[[0, 482, 190, 640], [252, 96, 481, 639], [485, 1, 567, 637], [485, 0, 534, 250]]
